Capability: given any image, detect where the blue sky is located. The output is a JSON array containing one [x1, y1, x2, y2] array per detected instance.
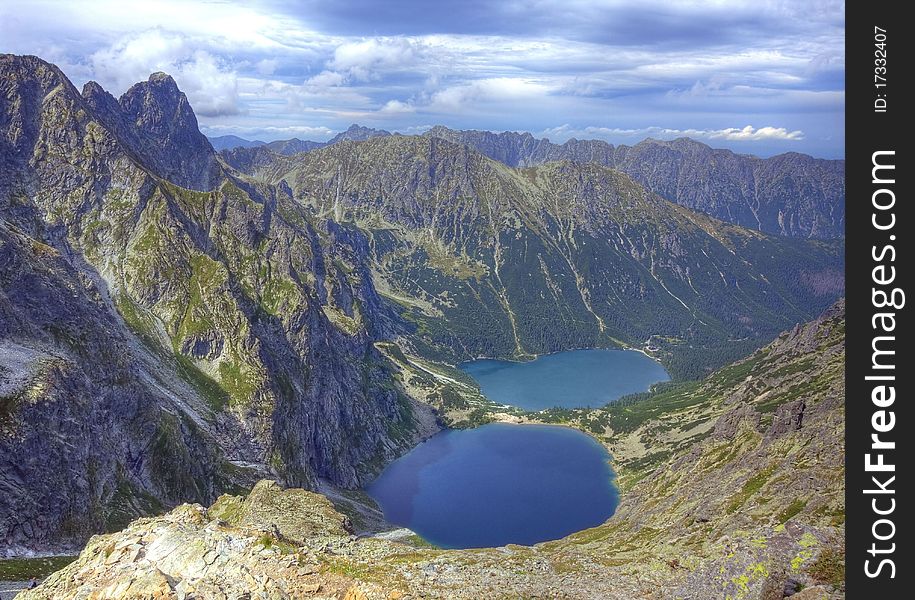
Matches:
[[0, 0, 845, 157]]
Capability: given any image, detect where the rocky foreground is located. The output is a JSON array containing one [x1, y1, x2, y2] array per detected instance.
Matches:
[[20, 302, 845, 599]]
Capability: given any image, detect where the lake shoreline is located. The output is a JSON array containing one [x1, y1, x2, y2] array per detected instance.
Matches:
[[366, 422, 619, 549], [459, 348, 670, 411]]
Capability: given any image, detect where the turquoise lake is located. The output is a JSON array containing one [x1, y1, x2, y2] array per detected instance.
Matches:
[[459, 348, 670, 410], [366, 423, 617, 549]]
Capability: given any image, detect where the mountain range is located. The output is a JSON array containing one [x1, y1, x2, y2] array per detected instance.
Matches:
[[209, 124, 391, 154], [1, 50, 843, 572], [213, 125, 844, 239]]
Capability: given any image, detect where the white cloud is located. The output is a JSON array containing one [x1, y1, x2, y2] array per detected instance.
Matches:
[[305, 70, 346, 89], [0, 0, 842, 156], [378, 100, 416, 115], [202, 124, 335, 141], [90, 29, 240, 116], [255, 58, 278, 76], [539, 124, 804, 143], [708, 125, 804, 141], [429, 78, 553, 112], [329, 38, 421, 81], [397, 124, 434, 135]]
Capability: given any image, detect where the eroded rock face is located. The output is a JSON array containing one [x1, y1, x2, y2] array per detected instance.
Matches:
[[0, 54, 437, 553], [84, 72, 221, 192], [0, 223, 229, 551]]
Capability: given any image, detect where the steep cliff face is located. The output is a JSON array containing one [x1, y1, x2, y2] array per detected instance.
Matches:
[[0, 222, 230, 552], [257, 135, 843, 377], [424, 126, 845, 239], [24, 303, 846, 599], [83, 72, 221, 192], [0, 54, 434, 552]]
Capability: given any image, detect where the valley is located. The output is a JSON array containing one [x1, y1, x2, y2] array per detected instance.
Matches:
[[0, 53, 845, 598]]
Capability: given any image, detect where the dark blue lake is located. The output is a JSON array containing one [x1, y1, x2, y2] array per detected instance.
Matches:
[[366, 423, 617, 548], [460, 349, 669, 410]]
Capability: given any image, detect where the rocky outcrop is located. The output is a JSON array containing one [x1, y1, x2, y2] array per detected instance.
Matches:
[[83, 72, 221, 192], [0, 54, 437, 553], [424, 126, 845, 238]]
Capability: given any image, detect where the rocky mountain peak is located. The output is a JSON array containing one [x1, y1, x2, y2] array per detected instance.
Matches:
[[1, 55, 78, 153], [328, 123, 392, 144], [118, 72, 203, 144], [81, 70, 220, 191], [80, 79, 121, 115], [0, 53, 68, 88]]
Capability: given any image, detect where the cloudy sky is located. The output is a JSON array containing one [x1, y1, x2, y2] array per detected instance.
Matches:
[[0, 0, 844, 157]]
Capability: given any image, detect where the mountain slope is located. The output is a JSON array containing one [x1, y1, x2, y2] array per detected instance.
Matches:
[[211, 125, 393, 157], [25, 302, 846, 599], [258, 135, 843, 377], [425, 126, 845, 238], [0, 221, 233, 551], [0, 54, 843, 557], [265, 138, 324, 155], [208, 135, 265, 151], [0, 54, 436, 551]]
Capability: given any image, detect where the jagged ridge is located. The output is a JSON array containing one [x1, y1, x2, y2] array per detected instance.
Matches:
[[0, 54, 436, 552], [423, 126, 845, 238]]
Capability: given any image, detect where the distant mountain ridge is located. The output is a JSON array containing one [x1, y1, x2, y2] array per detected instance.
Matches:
[[208, 134, 266, 151], [216, 124, 844, 238], [423, 126, 845, 239], [207, 124, 392, 156], [249, 134, 843, 379]]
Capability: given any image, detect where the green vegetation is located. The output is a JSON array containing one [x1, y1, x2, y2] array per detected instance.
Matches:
[[260, 276, 302, 317], [175, 355, 229, 412], [403, 534, 438, 548], [809, 546, 845, 588], [104, 476, 166, 533], [217, 359, 258, 406], [255, 534, 297, 555], [601, 381, 702, 435], [114, 293, 164, 354], [777, 499, 807, 524], [0, 556, 76, 581], [176, 254, 227, 341], [727, 465, 777, 513]]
